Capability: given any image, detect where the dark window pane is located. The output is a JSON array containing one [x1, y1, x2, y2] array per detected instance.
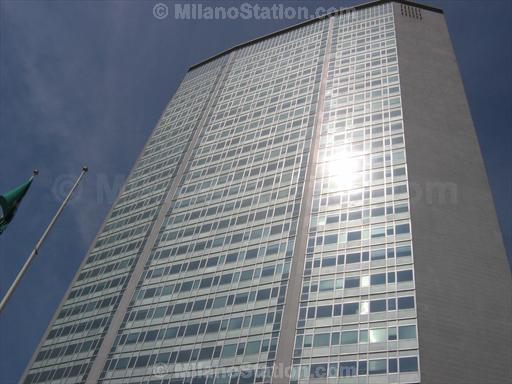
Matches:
[[324, 234, 338, 244], [344, 277, 360, 288], [397, 270, 413, 282], [310, 363, 328, 378], [398, 296, 415, 309], [395, 223, 410, 234], [370, 273, 386, 285], [322, 257, 336, 267], [316, 305, 332, 318], [339, 361, 357, 377], [388, 358, 398, 373], [371, 249, 386, 260], [346, 253, 360, 264], [347, 231, 361, 241], [358, 361, 367, 375], [343, 302, 359, 315], [396, 245, 411, 257], [399, 357, 418, 372], [370, 299, 386, 312]]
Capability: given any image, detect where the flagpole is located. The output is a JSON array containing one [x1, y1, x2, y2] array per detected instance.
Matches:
[[0, 166, 88, 314]]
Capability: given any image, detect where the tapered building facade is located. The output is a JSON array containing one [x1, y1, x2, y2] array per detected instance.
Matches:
[[22, 1, 511, 383]]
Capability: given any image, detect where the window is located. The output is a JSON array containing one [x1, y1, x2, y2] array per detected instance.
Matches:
[[221, 344, 236, 358], [317, 305, 332, 317], [396, 245, 411, 257], [176, 350, 191, 363], [399, 325, 416, 339], [371, 249, 386, 260], [398, 296, 415, 309], [371, 227, 385, 238], [399, 357, 418, 372], [245, 341, 260, 355], [369, 359, 387, 374], [344, 277, 360, 288], [206, 321, 220, 333], [341, 331, 358, 344], [324, 234, 338, 245], [198, 347, 214, 360], [347, 231, 361, 241], [313, 333, 330, 347], [370, 273, 386, 285], [339, 361, 357, 377], [228, 317, 243, 330], [319, 280, 334, 291], [240, 270, 253, 281], [395, 223, 410, 235], [370, 299, 386, 312], [388, 358, 398, 373], [371, 207, 385, 217], [346, 253, 360, 263], [251, 314, 266, 328], [397, 270, 413, 282], [322, 257, 336, 267], [213, 296, 227, 308], [358, 361, 367, 375], [369, 328, 386, 343], [343, 303, 359, 315], [310, 363, 328, 378]]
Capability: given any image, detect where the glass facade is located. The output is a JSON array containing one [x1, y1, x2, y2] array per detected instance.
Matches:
[[291, 4, 420, 383], [24, 2, 421, 384]]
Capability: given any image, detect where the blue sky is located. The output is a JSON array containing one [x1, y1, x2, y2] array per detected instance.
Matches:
[[0, 0, 510, 382]]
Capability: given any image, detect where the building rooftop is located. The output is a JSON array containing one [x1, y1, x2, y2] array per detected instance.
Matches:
[[188, 0, 442, 71]]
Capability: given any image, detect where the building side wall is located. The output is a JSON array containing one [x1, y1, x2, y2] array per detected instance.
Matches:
[[393, 3, 512, 383]]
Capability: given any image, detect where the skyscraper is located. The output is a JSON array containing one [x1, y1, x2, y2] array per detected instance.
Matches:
[[22, 1, 511, 383]]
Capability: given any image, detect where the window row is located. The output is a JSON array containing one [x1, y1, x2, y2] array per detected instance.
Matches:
[[314, 181, 409, 210], [85, 238, 143, 266], [35, 337, 100, 363], [129, 284, 286, 321], [67, 274, 127, 301], [311, 200, 408, 231], [295, 324, 416, 349], [47, 315, 109, 341], [57, 294, 120, 322], [107, 336, 278, 372], [315, 164, 407, 198], [303, 268, 413, 294], [294, 356, 418, 379], [153, 218, 297, 262], [307, 242, 412, 271], [77, 256, 134, 283], [163, 196, 297, 240], [193, 116, 312, 170], [300, 295, 415, 319], [116, 309, 281, 349], [137, 261, 290, 300], [309, 221, 411, 248]]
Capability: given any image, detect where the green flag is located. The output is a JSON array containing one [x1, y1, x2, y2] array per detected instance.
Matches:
[[0, 176, 34, 234]]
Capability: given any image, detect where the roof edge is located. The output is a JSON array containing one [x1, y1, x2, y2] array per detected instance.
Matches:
[[187, 0, 442, 71]]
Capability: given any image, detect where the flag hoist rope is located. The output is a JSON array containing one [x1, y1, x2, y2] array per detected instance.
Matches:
[[0, 166, 88, 314]]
